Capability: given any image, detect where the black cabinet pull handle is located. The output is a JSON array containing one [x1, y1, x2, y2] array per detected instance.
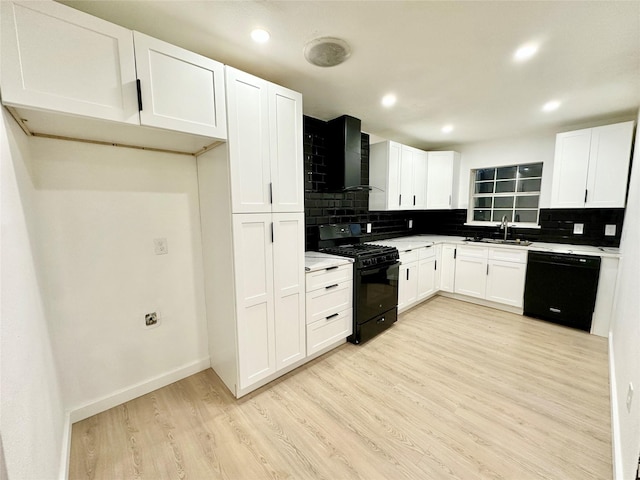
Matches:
[[434, 260, 437, 270], [269, 182, 273, 204], [325, 266, 338, 271], [584, 189, 588, 203], [325, 283, 339, 289], [406, 269, 409, 281], [270, 223, 274, 243], [413, 195, 416, 205], [136, 79, 143, 111], [326, 313, 339, 320], [454, 248, 457, 259]]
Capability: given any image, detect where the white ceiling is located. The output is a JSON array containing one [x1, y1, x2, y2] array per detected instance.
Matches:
[[60, 0, 640, 149]]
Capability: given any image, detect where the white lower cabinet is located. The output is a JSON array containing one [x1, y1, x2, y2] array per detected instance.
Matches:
[[454, 245, 488, 298], [233, 213, 306, 389], [305, 264, 353, 355], [485, 249, 527, 308], [453, 245, 527, 308], [440, 244, 457, 293], [417, 246, 437, 300], [398, 262, 419, 311]]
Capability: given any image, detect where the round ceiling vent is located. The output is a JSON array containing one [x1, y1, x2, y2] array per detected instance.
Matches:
[[304, 37, 351, 67]]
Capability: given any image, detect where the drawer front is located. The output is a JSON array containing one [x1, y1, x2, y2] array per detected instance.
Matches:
[[306, 281, 352, 324], [307, 309, 353, 355], [489, 247, 527, 263], [399, 249, 419, 264], [418, 245, 436, 260], [457, 245, 489, 259], [306, 263, 352, 292]]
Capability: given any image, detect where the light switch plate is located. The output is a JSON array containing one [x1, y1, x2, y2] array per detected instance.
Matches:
[[605, 224, 616, 236], [573, 223, 584, 235], [366, 223, 372, 233], [408, 219, 413, 229]]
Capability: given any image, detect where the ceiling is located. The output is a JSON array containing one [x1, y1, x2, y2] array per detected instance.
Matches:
[[59, 0, 640, 149]]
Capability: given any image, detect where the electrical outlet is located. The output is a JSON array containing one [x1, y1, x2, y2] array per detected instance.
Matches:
[[408, 219, 413, 229], [366, 223, 372, 233], [605, 224, 616, 236], [154, 238, 168, 255], [573, 223, 584, 235], [627, 382, 634, 413]]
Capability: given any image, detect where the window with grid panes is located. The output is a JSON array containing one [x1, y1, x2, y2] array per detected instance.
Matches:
[[470, 163, 543, 225]]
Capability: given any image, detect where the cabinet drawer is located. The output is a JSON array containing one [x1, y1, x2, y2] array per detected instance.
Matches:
[[489, 247, 527, 263], [457, 245, 489, 259], [307, 309, 353, 355], [418, 245, 436, 260], [306, 263, 352, 292], [306, 281, 352, 324], [399, 249, 419, 264]]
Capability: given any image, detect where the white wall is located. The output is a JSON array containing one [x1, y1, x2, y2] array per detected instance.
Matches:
[[453, 132, 556, 209], [27, 136, 210, 418], [1, 112, 66, 478], [610, 110, 640, 480]]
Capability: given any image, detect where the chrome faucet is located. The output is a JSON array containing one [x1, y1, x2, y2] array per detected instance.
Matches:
[[500, 215, 509, 241]]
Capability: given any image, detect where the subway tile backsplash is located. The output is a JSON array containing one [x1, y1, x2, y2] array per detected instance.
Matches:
[[303, 115, 625, 250]]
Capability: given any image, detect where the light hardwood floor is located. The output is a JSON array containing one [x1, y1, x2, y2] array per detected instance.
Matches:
[[69, 296, 611, 479]]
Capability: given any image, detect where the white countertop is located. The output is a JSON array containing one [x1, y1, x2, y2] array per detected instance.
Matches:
[[366, 234, 620, 258], [304, 252, 353, 272]]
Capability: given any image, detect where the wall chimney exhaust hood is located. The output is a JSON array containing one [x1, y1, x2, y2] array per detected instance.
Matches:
[[325, 115, 371, 192]]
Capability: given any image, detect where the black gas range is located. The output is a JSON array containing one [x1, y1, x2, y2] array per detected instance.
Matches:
[[317, 224, 399, 344]]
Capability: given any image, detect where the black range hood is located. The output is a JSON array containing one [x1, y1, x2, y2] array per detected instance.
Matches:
[[325, 115, 371, 191]]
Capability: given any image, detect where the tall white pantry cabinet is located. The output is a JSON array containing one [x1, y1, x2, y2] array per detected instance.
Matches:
[[197, 67, 305, 398]]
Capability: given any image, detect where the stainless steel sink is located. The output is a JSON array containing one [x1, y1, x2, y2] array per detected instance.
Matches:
[[465, 238, 532, 246]]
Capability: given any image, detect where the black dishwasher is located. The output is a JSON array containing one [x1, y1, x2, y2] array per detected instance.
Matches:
[[523, 251, 601, 332]]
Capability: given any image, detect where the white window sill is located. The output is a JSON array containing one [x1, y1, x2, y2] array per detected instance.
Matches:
[[464, 222, 542, 229]]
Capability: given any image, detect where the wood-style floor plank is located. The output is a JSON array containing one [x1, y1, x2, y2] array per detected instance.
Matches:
[[69, 297, 611, 479]]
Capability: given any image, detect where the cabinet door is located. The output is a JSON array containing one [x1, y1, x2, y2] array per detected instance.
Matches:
[[550, 129, 592, 208], [269, 84, 304, 213], [133, 31, 226, 139], [399, 146, 415, 209], [486, 260, 526, 307], [440, 245, 456, 293], [272, 213, 306, 369], [434, 244, 443, 290], [226, 67, 272, 213], [233, 214, 276, 389], [426, 151, 455, 209], [1, 1, 138, 124], [585, 122, 634, 208], [417, 257, 437, 300], [454, 256, 487, 299], [413, 150, 428, 209], [398, 263, 418, 311], [387, 142, 402, 210]]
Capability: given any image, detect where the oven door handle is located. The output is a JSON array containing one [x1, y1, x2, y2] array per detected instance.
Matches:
[[359, 262, 398, 276]]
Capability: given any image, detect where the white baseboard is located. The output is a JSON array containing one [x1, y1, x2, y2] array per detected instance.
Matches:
[[609, 334, 623, 480], [68, 357, 211, 424], [58, 412, 71, 480]]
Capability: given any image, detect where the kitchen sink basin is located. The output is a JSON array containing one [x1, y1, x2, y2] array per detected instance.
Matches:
[[465, 238, 532, 246]]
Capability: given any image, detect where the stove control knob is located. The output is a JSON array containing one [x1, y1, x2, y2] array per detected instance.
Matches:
[[361, 259, 370, 267]]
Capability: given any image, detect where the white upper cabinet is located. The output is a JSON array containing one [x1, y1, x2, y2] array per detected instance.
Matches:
[[226, 67, 303, 214], [269, 84, 304, 213], [1, 1, 138, 124], [369, 141, 458, 211], [133, 31, 226, 138], [369, 141, 402, 210], [426, 151, 460, 209], [1, 1, 227, 143], [550, 121, 634, 208]]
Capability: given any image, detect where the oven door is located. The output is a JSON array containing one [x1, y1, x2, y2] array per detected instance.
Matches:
[[355, 261, 399, 324]]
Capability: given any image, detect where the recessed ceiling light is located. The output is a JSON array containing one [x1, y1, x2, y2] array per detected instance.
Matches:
[[251, 29, 270, 44], [542, 100, 560, 112], [441, 124, 454, 133], [381, 94, 396, 107], [514, 43, 538, 62]]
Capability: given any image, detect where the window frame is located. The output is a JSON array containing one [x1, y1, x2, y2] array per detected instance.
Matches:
[[466, 162, 543, 228]]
